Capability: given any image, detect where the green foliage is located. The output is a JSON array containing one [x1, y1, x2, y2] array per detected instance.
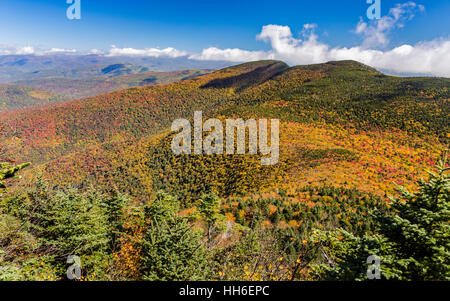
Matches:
[[210, 228, 286, 281], [0, 162, 30, 189], [0, 253, 58, 281], [0, 60, 448, 281], [17, 182, 110, 279], [199, 193, 221, 226], [102, 191, 129, 250], [224, 185, 387, 236], [0, 179, 132, 280], [231, 61, 449, 143], [200, 60, 288, 91], [1, 155, 447, 281], [140, 191, 208, 281], [0, 85, 65, 112], [22, 182, 109, 257], [380, 151, 450, 280], [311, 153, 450, 280], [16, 69, 210, 100], [146, 134, 288, 204], [310, 229, 400, 280], [198, 193, 224, 242]]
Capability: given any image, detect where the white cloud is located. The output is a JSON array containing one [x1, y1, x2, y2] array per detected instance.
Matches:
[[189, 47, 271, 62], [191, 2, 450, 77], [42, 48, 77, 55], [355, 1, 425, 48], [15, 46, 35, 55], [43, 48, 77, 54], [257, 24, 330, 65], [88, 49, 104, 55], [0, 45, 36, 55], [0, 45, 78, 55], [0, 2, 448, 77], [362, 40, 450, 76], [106, 45, 187, 58]]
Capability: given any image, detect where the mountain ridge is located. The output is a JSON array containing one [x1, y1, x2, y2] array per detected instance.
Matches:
[[0, 84, 66, 112], [1, 59, 448, 202], [13, 69, 211, 100]]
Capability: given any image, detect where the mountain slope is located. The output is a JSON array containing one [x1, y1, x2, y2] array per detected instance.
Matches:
[[17, 63, 152, 81], [0, 84, 66, 111], [15, 69, 211, 100], [0, 59, 270, 162], [1, 60, 448, 202], [0, 54, 232, 82]]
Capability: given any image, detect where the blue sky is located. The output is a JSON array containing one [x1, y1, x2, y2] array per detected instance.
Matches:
[[0, 0, 449, 76], [1, 0, 448, 51]]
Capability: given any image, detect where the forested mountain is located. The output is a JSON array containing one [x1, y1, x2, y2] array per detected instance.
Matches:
[[1, 60, 448, 281], [14, 69, 210, 100], [0, 69, 210, 111], [0, 84, 66, 111], [1, 60, 447, 189], [0, 54, 231, 83]]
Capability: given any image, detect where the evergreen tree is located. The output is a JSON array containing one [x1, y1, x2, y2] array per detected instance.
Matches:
[[312, 152, 450, 280], [14, 181, 111, 279], [102, 191, 130, 250], [198, 193, 222, 241], [378, 151, 450, 280], [141, 191, 207, 281]]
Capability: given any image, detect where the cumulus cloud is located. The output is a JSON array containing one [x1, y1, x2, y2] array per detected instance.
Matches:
[[16, 46, 36, 55], [192, 2, 450, 77], [43, 48, 77, 54], [189, 47, 271, 62], [88, 49, 104, 55], [0, 45, 78, 55], [328, 39, 450, 77], [0, 45, 36, 55], [106, 45, 187, 58], [257, 24, 331, 65], [0, 2, 448, 77]]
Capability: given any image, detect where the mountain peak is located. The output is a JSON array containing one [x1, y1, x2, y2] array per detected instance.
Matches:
[[325, 60, 381, 73], [200, 60, 289, 91]]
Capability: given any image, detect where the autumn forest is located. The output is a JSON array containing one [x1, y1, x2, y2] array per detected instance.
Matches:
[[0, 59, 449, 281]]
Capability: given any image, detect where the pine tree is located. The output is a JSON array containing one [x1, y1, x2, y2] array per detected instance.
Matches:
[[141, 191, 207, 280], [198, 193, 221, 242], [312, 152, 449, 280], [379, 151, 450, 280], [102, 191, 129, 250]]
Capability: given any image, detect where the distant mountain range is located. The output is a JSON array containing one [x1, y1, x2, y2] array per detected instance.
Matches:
[[13, 69, 211, 100], [0, 69, 211, 111], [0, 84, 66, 111], [0, 54, 232, 83], [0, 54, 227, 111]]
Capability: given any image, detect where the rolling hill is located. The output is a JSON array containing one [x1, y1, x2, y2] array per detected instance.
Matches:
[[0, 69, 211, 111], [0, 84, 66, 111], [14, 69, 211, 100], [16, 63, 152, 81], [0, 54, 232, 83], [1, 60, 448, 202], [1, 59, 449, 282]]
